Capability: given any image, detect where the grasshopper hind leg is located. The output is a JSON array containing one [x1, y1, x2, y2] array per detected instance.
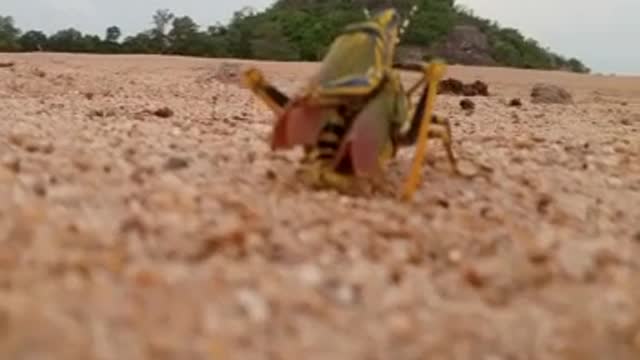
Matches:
[[398, 80, 460, 175], [426, 116, 459, 174], [398, 61, 462, 200]]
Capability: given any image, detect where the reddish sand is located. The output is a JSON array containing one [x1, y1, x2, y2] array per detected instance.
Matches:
[[1, 53, 640, 359]]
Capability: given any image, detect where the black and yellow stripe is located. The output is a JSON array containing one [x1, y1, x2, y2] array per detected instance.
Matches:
[[313, 116, 348, 161]]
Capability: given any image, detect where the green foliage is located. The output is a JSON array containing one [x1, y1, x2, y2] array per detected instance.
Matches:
[[47, 28, 85, 52], [19, 30, 47, 51], [0, 15, 20, 51], [121, 32, 155, 54], [400, 0, 456, 46], [0, 1, 590, 73], [105, 26, 121, 43]]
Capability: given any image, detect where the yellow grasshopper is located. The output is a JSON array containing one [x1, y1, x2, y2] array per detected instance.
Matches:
[[241, 5, 461, 201]]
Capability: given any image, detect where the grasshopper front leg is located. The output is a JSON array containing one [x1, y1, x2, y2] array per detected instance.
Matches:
[[242, 67, 291, 116], [242, 67, 380, 111]]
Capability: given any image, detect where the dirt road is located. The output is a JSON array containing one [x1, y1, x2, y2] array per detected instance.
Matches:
[[1, 53, 640, 359]]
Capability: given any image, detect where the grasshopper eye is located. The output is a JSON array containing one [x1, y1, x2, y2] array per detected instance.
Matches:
[[391, 12, 400, 26]]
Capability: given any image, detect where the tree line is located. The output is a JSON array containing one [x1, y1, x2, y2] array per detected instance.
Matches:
[[0, 0, 589, 74]]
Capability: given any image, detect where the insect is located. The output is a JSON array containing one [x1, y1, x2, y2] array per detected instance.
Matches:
[[241, 5, 461, 200]]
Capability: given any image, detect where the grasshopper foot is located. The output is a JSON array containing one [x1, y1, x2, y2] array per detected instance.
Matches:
[[299, 162, 357, 194]]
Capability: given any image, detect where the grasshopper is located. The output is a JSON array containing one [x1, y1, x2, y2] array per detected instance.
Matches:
[[241, 5, 461, 200]]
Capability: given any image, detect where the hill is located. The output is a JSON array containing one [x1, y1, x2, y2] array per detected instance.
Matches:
[[229, 0, 589, 73], [0, 1, 589, 73]]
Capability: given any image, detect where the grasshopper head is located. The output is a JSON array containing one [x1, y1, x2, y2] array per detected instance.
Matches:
[[369, 8, 402, 49], [370, 6, 419, 45], [370, 8, 402, 34]]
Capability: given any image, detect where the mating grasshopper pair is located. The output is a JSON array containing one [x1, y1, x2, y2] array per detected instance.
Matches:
[[241, 6, 461, 201]]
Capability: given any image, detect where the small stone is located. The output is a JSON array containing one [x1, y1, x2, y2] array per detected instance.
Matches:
[[606, 176, 623, 187], [40, 142, 56, 154], [531, 83, 573, 104], [2, 155, 20, 173], [460, 98, 475, 110], [620, 114, 640, 126], [297, 264, 323, 287], [509, 98, 523, 107], [265, 169, 277, 180], [0, 61, 15, 68], [558, 244, 596, 281], [134, 269, 162, 288], [335, 284, 357, 305], [153, 106, 174, 118], [164, 157, 189, 170], [215, 62, 241, 83], [387, 312, 413, 338], [33, 182, 47, 197], [236, 288, 269, 323], [32, 68, 46, 77], [514, 138, 534, 150], [633, 331, 640, 351], [448, 249, 462, 263], [462, 266, 486, 288], [72, 158, 92, 172], [89, 109, 116, 117], [528, 250, 550, 264], [537, 194, 553, 215], [438, 78, 464, 95], [8, 132, 28, 147], [456, 160, 480, 178]]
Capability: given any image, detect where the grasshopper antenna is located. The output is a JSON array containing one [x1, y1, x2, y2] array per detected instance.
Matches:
[[399, 4, 419, 38]]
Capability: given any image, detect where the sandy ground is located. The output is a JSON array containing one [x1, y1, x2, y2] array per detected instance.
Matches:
[[1, 53, 640, 359]]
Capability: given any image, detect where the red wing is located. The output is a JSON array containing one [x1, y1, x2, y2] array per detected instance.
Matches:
[[271, 101, 327, 150], [333, 101, 391, 177]]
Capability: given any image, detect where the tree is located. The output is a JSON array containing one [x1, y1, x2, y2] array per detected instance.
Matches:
[[47, 28, 85, 52], [151, 8, 174, 52], [121, 31, 155, 53], [19, 30, 47, 51], [568, 58, 590, 74], [0, 5, 590, 73], [0, 15, 21, 51], [105, 26, 121, 42], [168, 16, 199, 54], [82, 34, 102, 52]]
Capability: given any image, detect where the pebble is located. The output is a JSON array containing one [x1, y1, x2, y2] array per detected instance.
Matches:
[[297, 264, 323, 287], [163, 157, 190, 170], [387, 312, 414, 338], [633, 331, 640, 351], [448, 249, 462, 263], [236, 288, 269, 323]]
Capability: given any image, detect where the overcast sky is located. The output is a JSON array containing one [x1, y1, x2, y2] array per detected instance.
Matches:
[[1, 0, 638, 75]]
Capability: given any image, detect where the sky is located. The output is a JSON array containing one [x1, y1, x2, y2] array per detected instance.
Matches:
[[1, 0, 638, 75]]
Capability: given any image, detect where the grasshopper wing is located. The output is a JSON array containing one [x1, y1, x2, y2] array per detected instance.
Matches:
[[271, 99, 328, 150], [332, 87, 395, 177]]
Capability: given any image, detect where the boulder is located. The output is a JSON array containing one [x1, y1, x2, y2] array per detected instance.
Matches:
[[531, 83, 573, 104]]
